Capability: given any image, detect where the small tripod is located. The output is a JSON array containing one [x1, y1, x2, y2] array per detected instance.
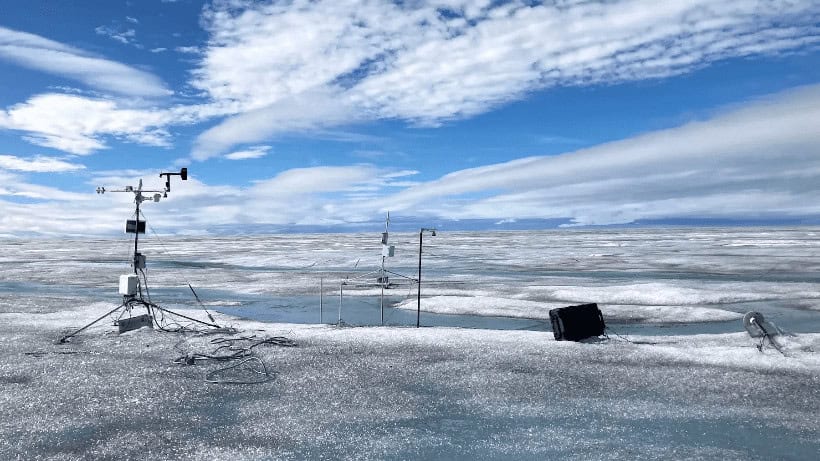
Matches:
[[59, 169, 220, 343]]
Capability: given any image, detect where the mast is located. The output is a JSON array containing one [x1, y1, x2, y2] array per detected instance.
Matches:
[[134, 197, 140, 275]]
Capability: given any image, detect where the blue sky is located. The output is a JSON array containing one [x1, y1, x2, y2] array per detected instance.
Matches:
[[0, 0, 819, 236]]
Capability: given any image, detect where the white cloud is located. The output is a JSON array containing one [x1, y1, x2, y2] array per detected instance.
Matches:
[[2, 1, 814, 161], [0, 170, 90, 203], [192, 0, 414, 111], [95, 25, 137, 45], [353, 0, 820, 122], [0, 154, 85, 172], [74, 166, 403, 233], [236, 165, 415, 225], [225, 145, 271, 160], [2, 84, 819, 235], [0, 169, 145, 236], [0, 165, 411, 235], [191, 89, 357, 161], [0, 93, 176, 155], [380, 84, 820, 224], [175, 46, 201, 54], [0, 26, 169, 98], [248, 165, 391, 195], [191, 0, 819, 137]]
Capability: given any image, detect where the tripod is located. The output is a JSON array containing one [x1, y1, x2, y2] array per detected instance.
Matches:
[[59, 169, 221, 343]]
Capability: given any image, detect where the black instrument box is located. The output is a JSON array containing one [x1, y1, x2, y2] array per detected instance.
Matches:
[[549, 303, 605, 341]]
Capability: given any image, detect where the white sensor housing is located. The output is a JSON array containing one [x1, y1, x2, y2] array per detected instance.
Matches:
[[119, 274, 139, 296]]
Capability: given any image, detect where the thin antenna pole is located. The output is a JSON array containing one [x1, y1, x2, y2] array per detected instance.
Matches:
[[320, 277, 324, 324], [133, 199, 140, 275], [415, 227, 436, 328], [381, 211, 389, 325], [380, 253, 385, 325], [417, 230, 422, 328]]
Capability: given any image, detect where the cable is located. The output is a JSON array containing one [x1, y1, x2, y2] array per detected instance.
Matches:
[[205, 357, 272, 385], [139, 209, 216, 321], [173, 331, 297, 384], [139, 267, 152, 304], [604, 326, 633, 343], [188, 283, 216, 323]]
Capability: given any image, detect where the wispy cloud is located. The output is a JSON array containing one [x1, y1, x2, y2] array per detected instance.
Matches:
[[191, 89, 357, 161], [7, 2, 812, 160], [352, 149, 388, 160], [0, 154, 85, 172], [380, 84, 820, 225], [175, 46, 201, 54], [0, 26, 169, 98], [0, 2, 818, 235], [2, 83, 818, 235], [353, 0, 820, 123], [0, 169, 90, 203], [95, 25, 137, 45], [225, 145, 271, 160], [188, 0, 820, 159], [238, 165, 417, 225], [0, 94, 175, 155]]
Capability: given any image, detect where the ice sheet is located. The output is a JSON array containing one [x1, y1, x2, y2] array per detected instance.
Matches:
[[393, 295, 743, 323], [1, 228, 819, 459], [2, 302, 817, 460]]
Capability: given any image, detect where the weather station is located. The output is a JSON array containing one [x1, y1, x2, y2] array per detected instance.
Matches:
[[336, 212, 416, 326], [59, 168, 221, 343]]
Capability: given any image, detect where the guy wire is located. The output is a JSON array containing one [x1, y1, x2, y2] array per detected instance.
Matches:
[[139, 209, 217, 323]]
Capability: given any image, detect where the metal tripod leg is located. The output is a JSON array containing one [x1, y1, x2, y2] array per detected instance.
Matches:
[[58, 302, 126, 343], [149, 303, 222, 329]]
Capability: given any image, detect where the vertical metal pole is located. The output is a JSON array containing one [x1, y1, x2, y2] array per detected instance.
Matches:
[[133, 198, 143, 304], [133, 199, 140, 275], [380, 254, 385, 326], [320, 277, 323, 324], [417, 230, 423, 328], [338, 282, 342, 325]]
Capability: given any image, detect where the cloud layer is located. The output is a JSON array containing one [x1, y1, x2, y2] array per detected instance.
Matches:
[[0, 26, 169, 98], [2, 83, 818, 235], [189, 0, 820, 156], [0, 1, 819, 235], [0, 154, 85, 172], [0, 94, 175, 154], [379, 84, 820, 225], [1, 2, 817, 159]]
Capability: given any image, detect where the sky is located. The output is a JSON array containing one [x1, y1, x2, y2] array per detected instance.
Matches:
[[0, 0, 819, 237]]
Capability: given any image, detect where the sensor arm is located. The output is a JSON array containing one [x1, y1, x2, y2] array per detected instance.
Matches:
[[97, 168, 188, 200], [159, 167, 188, 194]]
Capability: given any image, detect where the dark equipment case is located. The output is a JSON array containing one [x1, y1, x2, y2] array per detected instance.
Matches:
[[549, 303, 605, 341]]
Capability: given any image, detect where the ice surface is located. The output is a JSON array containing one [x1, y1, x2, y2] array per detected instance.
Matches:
[[1, 228, 819, 459], [2, 303, 818, 460], [393, 295, 743, 323]]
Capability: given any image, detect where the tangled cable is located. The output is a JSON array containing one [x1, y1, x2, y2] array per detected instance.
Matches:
[[172, 332, 296, 384]]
